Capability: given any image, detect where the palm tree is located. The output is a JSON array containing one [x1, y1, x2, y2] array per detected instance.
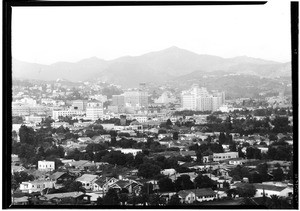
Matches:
[[267, 195, 281, 208]]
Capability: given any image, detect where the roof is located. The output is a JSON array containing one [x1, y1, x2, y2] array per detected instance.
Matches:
[[49, 172, 66, 180], [76, 174, 99, 182], [178, 190, 192, 198], [179, 188, 216, 197], [12, 165, 25, 172], [181, 151, 196, 156], [68, 160, 90, 168], [13, 196, 29, 203], [43, 192, 85, 200], [114, 180, 131, 188], [253, 183, 287, 192]]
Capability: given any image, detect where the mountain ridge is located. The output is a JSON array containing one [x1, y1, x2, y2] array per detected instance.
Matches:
[[12, 46, 291, 87]]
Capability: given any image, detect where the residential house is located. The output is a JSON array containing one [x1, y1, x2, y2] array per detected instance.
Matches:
[[20, 180, 55, 193], [253, 183, 293, 198], [49, 171, 75, 184], [161, 168, 176, 177], [92, 176, 119, 193], [11, 154, 21, 166], [170, 172, 198, 182], [213, 152, 239, 162], [11, 165, 26, 174], [12, 196, 29, 205], [228, 158, 247, 166], [113, 148, 142, 157], [178, 190, 196, 204], [178, 188, 217, 204], [65, 160, 94, 171], [77, 137, 93, 144], [38, 160, 55, 172], [75, 174, 99, 190], [40, 191, 91, 204], [108, 179, 143, 195], [180, 150, 197, 161]]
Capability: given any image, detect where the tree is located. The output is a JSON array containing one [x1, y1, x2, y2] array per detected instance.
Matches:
[[166, 119, 173, 127], [103, 188, 120, 205], [158, 177, 174, 192], [256, 162, 268, 179], [272, 167, 284, 181], [173, 132, 179, 140], [236, 183, 256, 197], [119, 193, 129, 205], [196, 151, 203, 163], [229, 142, 237, 152], [148, 194, 162, 206], [174, 175, 194, 191], [194, 173, 217, 189], [229, 165, 250, 181], [19, 125, 36, 145], [12, 172, 34, 190], [246, 147, 262, 159], [61, 181, 85, 193], [138, 163, 161, 179], [96, 197, 103, 205], [168, 194, 181, 205]]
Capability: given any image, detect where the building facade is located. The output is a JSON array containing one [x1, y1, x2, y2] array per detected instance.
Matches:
[[86, 100, 104, 121], [38, 160, 55, 172]]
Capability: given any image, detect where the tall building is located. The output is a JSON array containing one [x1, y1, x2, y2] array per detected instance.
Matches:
[[154, 91, 177, 104], [181, 85, 224, 111], [112, 95, 125, 107], [86, 100, 103, 121], [72, 100, 87, 111], [124, 91, 148, 108]]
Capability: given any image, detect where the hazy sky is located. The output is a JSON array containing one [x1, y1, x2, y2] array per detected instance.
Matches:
[[12, 1, 291, 65]]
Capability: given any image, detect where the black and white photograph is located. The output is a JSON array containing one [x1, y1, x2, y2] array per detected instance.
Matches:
[[3, 0, 298, 209]]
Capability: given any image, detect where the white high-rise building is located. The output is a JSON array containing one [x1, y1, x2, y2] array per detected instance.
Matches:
[[181, 85, 224, 111], [86, 100, 103, 121]]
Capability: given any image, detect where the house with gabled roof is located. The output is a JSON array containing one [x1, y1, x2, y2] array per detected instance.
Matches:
[[92, 176, 118, 193], [11, 165, 26, 174], [108, 179, 143, 195], [178, 188, 217, 204], [75, 174, 99, 190], [49, 171, 75, 184], [40, 191, 91, 204], [78, 137, 93, 144], [253, 183, 293, 198], [19, 180, 55, 193]]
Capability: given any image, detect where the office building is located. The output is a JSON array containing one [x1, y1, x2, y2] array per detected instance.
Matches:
[[86, 100, 103, 121]]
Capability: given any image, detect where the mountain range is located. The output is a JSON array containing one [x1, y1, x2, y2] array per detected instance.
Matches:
[[12, 46, 291, 87]]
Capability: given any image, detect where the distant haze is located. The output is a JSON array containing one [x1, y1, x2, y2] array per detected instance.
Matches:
[[13, 46, 291, 87], [12, 2, 291, 65]]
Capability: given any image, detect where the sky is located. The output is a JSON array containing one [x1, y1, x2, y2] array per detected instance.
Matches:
[[12, 1, 292, 65]]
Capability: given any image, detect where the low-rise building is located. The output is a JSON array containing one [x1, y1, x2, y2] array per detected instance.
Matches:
[[113, 148, 142, 157], [38, 160, 55, 172], [213, 152, 239, 162], [20, 180, 55, 193], [178, 188, 217, 204], [76, 174, 100, 190], [253, 183, 293, 198]]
